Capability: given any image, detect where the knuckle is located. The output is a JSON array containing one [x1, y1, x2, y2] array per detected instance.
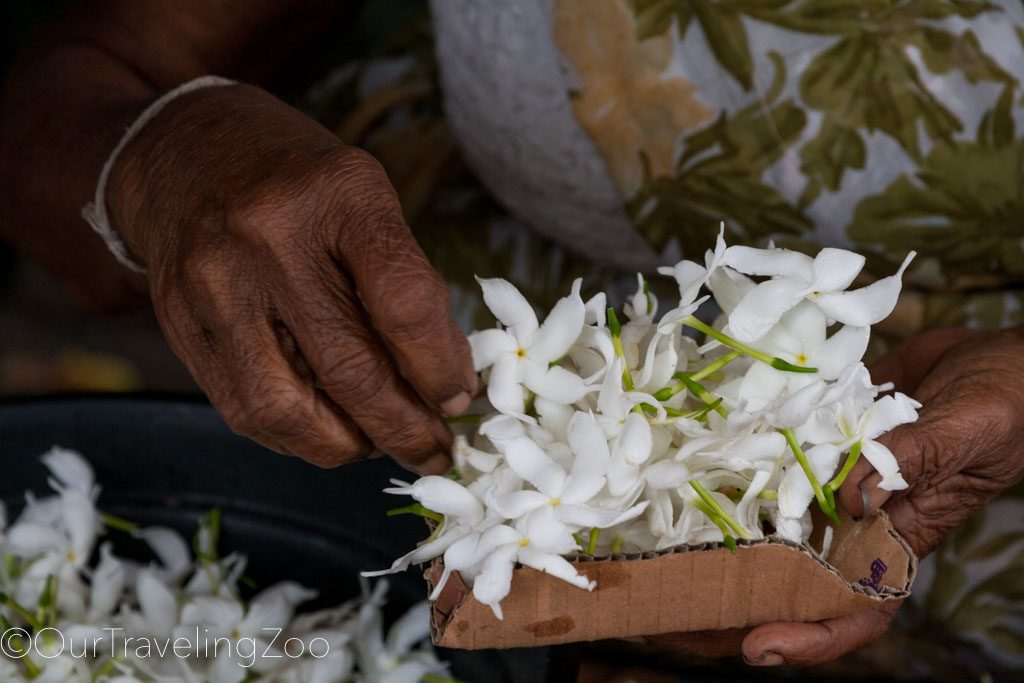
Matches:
[[241, 383, 311, 439], [376, 269, 452, 338], [381, 419, 436, 459], [320, 346, 391, 400]]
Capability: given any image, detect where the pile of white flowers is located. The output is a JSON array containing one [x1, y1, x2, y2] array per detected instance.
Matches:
[[0, 448, 451, 683], [369, 231, 922, 620]]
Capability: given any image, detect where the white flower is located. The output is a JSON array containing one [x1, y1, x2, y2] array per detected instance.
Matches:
[[838, 393, 921, 491], [469, 277, 589, 417], [656, 223, 726, 331], [352, 583, 448, 683], [725, 246, 915, 342], [466, 508, 595, 620], [483, 411, 648, 528]]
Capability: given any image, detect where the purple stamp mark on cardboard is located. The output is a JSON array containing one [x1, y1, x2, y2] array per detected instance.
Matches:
[[858, 558, 888, 591]]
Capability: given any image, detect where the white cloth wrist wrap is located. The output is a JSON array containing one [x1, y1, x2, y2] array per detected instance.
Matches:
[[82, 75, 237, 273]]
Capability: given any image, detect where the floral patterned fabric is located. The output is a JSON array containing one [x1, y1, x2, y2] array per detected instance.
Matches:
[[304, 2, 1023, 677]]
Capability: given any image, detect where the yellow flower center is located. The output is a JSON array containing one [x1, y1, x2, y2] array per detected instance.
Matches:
[[66, 551, 77, 563], [518, 538, 530, 547], [550, 497, 561, 507], [796, 353, 808, 365], [516, 348, 527, 358]]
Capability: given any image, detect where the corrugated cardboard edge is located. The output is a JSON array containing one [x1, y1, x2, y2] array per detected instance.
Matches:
[[427, 510, 917, 649]]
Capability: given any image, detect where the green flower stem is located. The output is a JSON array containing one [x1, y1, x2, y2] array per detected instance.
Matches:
[[572, 532, 585, 550], [386, 503, 443, 524], [675, 374, 729, 418], [689, 480, 749, 539], [0, 591, 43, 631], [682, 316, 818, 374], [781, 428, 840, 525], [606, 308, 635, 391], [689, 350, 743, 382], [36, 574, 59, 629], [610, 536, 624, 554], [757, 489, 779, 501], [827, 440, 862, 492], [693, 499, 738, 553], [0, 613, 39, 678], [4, 553, 20, 580], [659, 398, 723, 420], [586, 528, 600, 555], [443, 413, 483, 425], [101, 512, 139, 533]]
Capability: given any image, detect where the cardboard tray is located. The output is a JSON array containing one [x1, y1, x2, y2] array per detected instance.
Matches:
[[426, 510, 916, 649]]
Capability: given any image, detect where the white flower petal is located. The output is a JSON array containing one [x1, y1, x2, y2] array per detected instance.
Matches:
[[725, 245, 814, 280], [643, 460, 691, 489], [484, 489, 548, 519], [777, 300, 828, 355], [385, 601, 431, 657], [777, 465, 815, 519], [61, 488, 98, 562], [559, 472, 606, 505], [384, 476, 484, 525], [770, 381, 829, 429], [89, 543, 125, 620], [134, 526, 192, 583], [519, 546, 594, 591], [736, 470, 771, 536], [520, 507, 577, 553], [5, 522, 67, 557], [584, 292, 607, 326], [242, 590, 293, 634], [813, 252, 915, 326], [522, 361, 590, 405], [536, 398, 575, 444], [810, 248, 865, 293], [471, 543, 520, 620], [861, 393, 921, 441], [861, 439, 909, 491], [444, 525, 521, 573], [41, 447, 95, 497], [707, 267, 755, 314], [738, 362, 789, 411], [729, 278, 809, 343], [814, 325, 870, 380], [486, 354, 527, 417], [475, 277, 538, 345], [500, 435, 566, 498], [453, 435, 501, 474], [665, 260, 708, 305], [614, 412, 653, 465], [528, 279, 585, 363], [138, 570, 181, 638], [362, 527, 470, 576], [468, 328, 517, 371], [567, 411, 611, 477], [558, 501, 648, 529]]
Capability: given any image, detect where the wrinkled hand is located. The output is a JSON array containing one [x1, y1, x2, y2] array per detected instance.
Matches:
[[108, 84, 475, 471], [652, 326, 1024, 666]]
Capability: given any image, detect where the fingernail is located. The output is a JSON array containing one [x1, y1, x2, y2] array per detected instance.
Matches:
[[417, 453, 451, 476], [441, 392, 472, 417], [747, 651, 784, 667], [860, 483, 872, 518]]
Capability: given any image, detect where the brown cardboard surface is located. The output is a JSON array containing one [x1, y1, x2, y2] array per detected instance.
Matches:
[[428, 511, 916, 649]]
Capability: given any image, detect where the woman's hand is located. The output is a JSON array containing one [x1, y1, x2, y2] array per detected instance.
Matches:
[[650, 326, 1024, 665], [740, 326, 1024, 666], [107, 84, 476, 471]]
